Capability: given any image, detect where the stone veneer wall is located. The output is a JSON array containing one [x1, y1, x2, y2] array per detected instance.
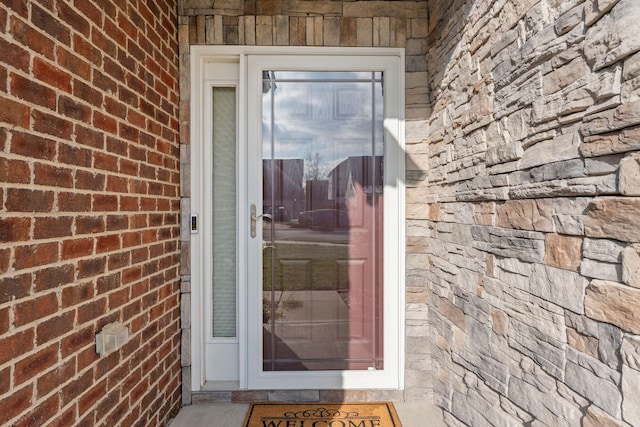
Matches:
[[0, 1, 182, 426], [425, 0, 640, 425], [177, 0, 433, 405]]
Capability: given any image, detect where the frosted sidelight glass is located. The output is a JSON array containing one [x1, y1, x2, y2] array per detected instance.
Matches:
[[211, 87, 237, 338]]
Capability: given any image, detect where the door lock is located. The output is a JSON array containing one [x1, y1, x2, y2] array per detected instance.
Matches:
[[190, 214, 198, 233], [250, 204, 272, 238]]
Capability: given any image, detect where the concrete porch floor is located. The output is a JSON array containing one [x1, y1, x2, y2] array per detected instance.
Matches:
[[169, 402, 445, 427]]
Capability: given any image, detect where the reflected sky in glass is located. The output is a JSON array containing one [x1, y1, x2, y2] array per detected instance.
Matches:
[[262, 71, 384, 179]]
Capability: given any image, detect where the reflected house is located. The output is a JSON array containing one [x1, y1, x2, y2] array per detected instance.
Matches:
[[295, 155, 383, 229], [261, 156, 383, 227], [262, 159, 305, 221], [305, 179, 330, 210], [327, 155, 384, 228]]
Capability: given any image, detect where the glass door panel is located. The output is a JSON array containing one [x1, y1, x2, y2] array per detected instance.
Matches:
[[261, 71, 384, 372]]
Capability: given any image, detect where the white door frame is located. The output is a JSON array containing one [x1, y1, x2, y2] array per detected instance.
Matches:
[[190, 45, 405, 391]]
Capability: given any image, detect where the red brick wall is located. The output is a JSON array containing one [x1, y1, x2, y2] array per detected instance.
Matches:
[[1, 1, 181, 426]]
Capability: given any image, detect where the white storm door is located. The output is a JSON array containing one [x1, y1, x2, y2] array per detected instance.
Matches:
[[246, 53, 404, 390]]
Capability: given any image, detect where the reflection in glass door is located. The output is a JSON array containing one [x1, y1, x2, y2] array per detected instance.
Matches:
[[261, 71, 384, 372]]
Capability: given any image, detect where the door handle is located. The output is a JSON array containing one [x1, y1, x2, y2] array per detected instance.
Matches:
[[262, 243, 276, 251], [250, 204, 272, 238]]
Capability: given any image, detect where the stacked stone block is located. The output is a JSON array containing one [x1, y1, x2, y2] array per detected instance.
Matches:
[[426, 0, 640, 425], [0, 1, 182, 426]]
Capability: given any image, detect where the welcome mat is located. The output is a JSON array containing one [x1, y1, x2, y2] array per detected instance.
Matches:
[[243, 402, 402, 426]]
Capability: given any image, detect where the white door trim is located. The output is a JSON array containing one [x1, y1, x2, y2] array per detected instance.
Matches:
[[189, 51, 247, 391], [190, 45, 405, 391]]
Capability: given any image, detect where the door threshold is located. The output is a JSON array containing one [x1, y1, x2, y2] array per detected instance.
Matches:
[[192, 387, 406, 404], [203, 381, 240, 391]]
